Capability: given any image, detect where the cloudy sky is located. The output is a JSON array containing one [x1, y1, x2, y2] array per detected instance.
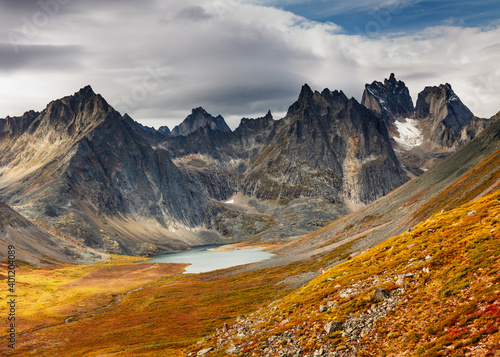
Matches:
[[0, 0, 499, 129]]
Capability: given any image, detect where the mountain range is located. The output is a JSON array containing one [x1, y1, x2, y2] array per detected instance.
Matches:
[[362, 73, 491, 174], [0, 74, 494, 262], [0, 75, 499, 357]]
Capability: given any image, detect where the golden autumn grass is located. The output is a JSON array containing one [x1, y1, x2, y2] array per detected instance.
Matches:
[[192, 190, 500, 356], [0, 246, 334, 356], [0, 256, 187, 355], [1, 189, 498, 356]]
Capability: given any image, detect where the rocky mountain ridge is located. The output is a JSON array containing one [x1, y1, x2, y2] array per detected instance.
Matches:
[[0, 74, 491, 259], [170, 107, 231, 137], [361, 72, 414, 125], [362, 74, 491, 173], [0, 87, 226, 256], [159, 83, 410, 242], [189, 115, 500, 356], [242, 84, 408, 205]]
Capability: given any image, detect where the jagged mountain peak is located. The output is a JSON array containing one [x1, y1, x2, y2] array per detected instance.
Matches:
[[0, 110, 39, 139], [46, 85, 110, 116], [170, 106, 231, 137], [296, 84, 348, 107], [158, 125, 171, 135], [320, 88, 348, 102], [416, 83, 472, 123], [0, 86, 115, 144], [236, 110, 275, 131], [415, 82, 475, 147], [288, 84, 350, 118], [191, 106, 208, 115], [298, 83, 314, 102], [361, 73, 414, 123], [74, 85, 96, 99], [3, 109, 39, 122], [32, 85, 114, 138], [384, 72, 397, 85]]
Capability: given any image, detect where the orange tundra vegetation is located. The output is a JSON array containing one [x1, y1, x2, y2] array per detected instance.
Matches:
[[0, 250, 320, 356], [0, 192, 498, 356], [191, 191, 500, 356]]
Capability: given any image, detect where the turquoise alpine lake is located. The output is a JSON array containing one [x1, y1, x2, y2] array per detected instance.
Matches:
[[145, 245, 275, 274]]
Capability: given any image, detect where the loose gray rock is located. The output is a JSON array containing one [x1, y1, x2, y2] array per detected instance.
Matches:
[[324, 321, 343, 334], [197, 347, 213, 356], [373, 288, 390, 301]]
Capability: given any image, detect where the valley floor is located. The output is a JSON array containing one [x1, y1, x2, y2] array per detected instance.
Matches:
[[0, 247, 327, 356], [1, 193, 499, 356]]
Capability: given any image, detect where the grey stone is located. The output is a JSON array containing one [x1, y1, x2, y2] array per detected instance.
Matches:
[[197, 348, 213, 356], [324, 321, 343, 334], [373, 288, 390, 301]]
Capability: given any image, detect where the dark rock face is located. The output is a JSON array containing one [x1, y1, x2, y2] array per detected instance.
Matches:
[[0, 110, 39, 140], [170, 107, 231, 136], [122, 113, 168, 145], [0, 86, 209, 254], [0, 81, 439, 257], [415, 83, 475, 148], [361, 73, 414, 124], [164, 85, 408, 205], [162, 111, 277, 202], [242, 85, 409, 204], [361, 75, 492, 174], [158, 125, 170, 136], [67, 112, 207, 226]]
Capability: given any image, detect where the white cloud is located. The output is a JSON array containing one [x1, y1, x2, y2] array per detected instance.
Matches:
[[0, 0, 499, 130]]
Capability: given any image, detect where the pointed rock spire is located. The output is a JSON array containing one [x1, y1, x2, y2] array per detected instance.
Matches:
[[170, 107, 231, 136], [74, 85, 96, 100], [362, 74, 414, 123], [298, 83, 314, 105], [415, 83, 473, 138]]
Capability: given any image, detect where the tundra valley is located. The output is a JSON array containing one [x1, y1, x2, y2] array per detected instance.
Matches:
[[0, 71, 499, 356]]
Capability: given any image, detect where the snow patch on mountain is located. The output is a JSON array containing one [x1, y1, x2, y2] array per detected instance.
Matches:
[[393, 118, 423, 150]]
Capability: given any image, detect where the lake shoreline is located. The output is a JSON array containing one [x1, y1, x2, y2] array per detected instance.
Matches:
[[145, 244, 276, 274]]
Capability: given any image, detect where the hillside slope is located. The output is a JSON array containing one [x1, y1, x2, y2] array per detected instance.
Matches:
[[260, 114, 500, 269], [161, 85, 410, 242], [0, 87, 224, 256], [361, 74, 491, 174], [0, 201, 103, 265], [193, 190, 500, 356]]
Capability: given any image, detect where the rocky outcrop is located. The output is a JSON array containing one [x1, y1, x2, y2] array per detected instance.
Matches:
[[165, 110, 275, 162], [122, 113, 168, 145], [0, 200, 103, 265], [415, 83, 474, 148], [0, 110, 39, 140], [456, 116, 492, 147], [170, 107, 231, 137], [158, 125, 170, 136], [242, 84, 409, 204], [361, 73, 414, 125], [166, 85, 409, 206], [0, 86, 211, 254], [194, 282, 404, 357], [361, 75, 492, 173]]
